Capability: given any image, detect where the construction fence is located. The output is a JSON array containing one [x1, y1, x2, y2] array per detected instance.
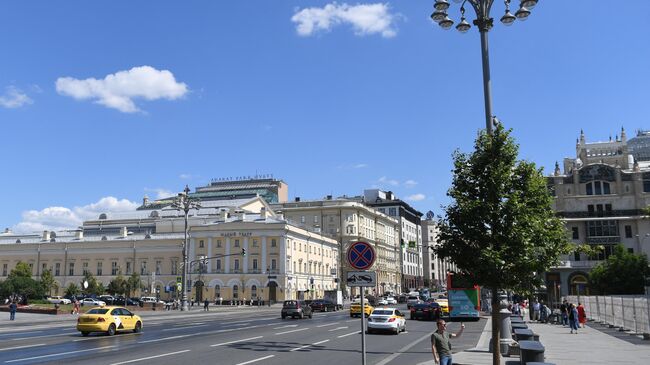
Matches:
[[566, 295, 650, 335]]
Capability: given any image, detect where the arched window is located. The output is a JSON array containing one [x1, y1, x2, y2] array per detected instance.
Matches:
[[215, 285, 221, 298], [233, 285, 239, 299], [569, 274, 589, 296], [251, 285, 257, 299], [586, 181, 611, 195]]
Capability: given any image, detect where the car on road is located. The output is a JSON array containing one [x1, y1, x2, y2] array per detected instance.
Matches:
[[350, 301, 374, 317], [47, 296, 72, 305], [80, 298, 106, 307], [281, 300, 313, 319], [406, 295, 422, 309], [410, 302, 441, 321], [98, 295, 116, 305], [385, 296, 397, 305], [434, 298, 449, 316], [310, 299, 337, 312], [367, 308, 406, 335], [113, 296, 138, 306], [376, 297, 388, 306], [76, 306, 143, 336]]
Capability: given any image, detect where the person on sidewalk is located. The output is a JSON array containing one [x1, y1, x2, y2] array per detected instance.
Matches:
[[569, 303, 579, 334], [204, 299, 209, 311], [560, 300, 568, 326], [9, 301, 17, 320], [539, 300, 548, 323], [532, 300, 540, 321], [577, 302, 586, 328], [431, 319, 464, 365]]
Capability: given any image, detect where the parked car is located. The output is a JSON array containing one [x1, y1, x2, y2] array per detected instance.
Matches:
[[410, 302, 441, 321], [98, 295, 116, 305], [140, 297, 165, 304], [76, 306, 143, 336], [113, 296, 138, 306], [310, 299, 337, 312], [367, 308, 406, 335], [47, 296, 72, 305], [281, 300, 313, 319], [80, 298, 106, 307], [350, 301, 374, 317]]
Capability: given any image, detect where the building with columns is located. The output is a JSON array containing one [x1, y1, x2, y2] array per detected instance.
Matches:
[[546, 128, 650, 302]]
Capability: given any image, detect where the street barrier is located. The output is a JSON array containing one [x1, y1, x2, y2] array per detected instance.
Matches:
[[567, 295, 650, 336]]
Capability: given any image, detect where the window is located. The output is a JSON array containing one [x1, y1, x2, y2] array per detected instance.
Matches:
[[271, 259, 277, 270], [252, 239, 258, 247], [28, 263, 33, 273], [215, 285, 221, 298], [572, 227, 579, 240], [329, 216, 334, 223], [388, 208, 397, 216], [644, 180, 650, 193], [271, 239, 277, 247], [2, 263, 7, 276], [83, 262, 89, 275], [314, 215, 318, 223], [140, 261, 147, 275], [234, 239, 240, 247], [293, 262, 296, 272], [96, 262, 102, 276], [111, 261, 119, 275], [55, 263, 60, 276], [233, 285, 239, 299], [586, 181, 611, 195], [217, 240, 222, 248], [253, 259, 258, 270], [587, 220, 619, 237], [625, 225, 633, 238], [216, 259, 222, 271], [42, 263, 47, 273], [69, 262, 75, 276], [126, 261, 132, 275], [171, 260, 177, 275], [156, 260, 162, 275], [574, 251, 580, 261], [251, 285, 257, 299], [199, 240, 204, 248], [234, 259, 240, 271]]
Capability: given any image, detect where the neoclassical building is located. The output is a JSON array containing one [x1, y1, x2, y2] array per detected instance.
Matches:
[[0, 196, 338, 303], [546, 128, 650, 301]]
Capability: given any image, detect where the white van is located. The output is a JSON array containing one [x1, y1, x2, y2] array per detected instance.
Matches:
[[140, 297, 163, 304]]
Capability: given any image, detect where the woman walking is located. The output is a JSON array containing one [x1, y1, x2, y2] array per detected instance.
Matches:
[[569, 303, 579, 334], [577, 302, 587, 328]]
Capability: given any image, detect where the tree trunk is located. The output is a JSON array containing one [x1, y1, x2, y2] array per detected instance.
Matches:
[[491, 286, 501, 365]]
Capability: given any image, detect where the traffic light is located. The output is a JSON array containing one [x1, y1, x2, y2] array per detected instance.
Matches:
[[400, 239, 405, 248], [241, 248, 246, 256]]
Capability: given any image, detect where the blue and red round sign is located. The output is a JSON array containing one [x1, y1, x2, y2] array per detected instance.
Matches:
[[347, 241, 376, 270]]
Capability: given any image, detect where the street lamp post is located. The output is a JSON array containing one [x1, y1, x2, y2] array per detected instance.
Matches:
[[431, 0, 538, 135], [172, 185, 201, 312]]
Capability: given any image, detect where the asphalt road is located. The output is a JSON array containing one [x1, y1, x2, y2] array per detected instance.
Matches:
[[0, 305, 485, 365]]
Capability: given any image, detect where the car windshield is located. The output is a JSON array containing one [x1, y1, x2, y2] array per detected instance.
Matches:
[[372, 310, 394, 315], [86, 309, 109, 314]]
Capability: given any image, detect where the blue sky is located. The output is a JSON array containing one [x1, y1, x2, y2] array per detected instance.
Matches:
[[1, 1, 649, 233]]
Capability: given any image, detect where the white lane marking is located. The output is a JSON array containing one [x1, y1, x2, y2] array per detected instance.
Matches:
[[0, 343, 46, 352], [273, 324, 298, 329], [211, 336, 263, 347], [374, 331, 433, 365], [4, 345, 115, 363], [174, 322, 205, 326], [9, 331, 77, 342], [328, 326, 349, 332], [0, 331, 43, 337], [275, 328, 309, 335], [290, 339, 330, 352], [138, 334, 191, 344], [235, 355, 275, 365], [162, 324, 208, 331], [222, 323, 251, 327], [337, 331, 360, 338], [316, 322, 339, 328], [109, 349, 190, 365]]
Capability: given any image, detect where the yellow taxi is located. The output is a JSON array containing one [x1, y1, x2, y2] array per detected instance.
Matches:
[[435, 299, 449, 316], [76, 306, 143, 336], [350, 301, 374, 317]]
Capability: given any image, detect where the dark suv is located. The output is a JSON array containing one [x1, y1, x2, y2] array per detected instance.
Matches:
[[281, 300, 313, 319]]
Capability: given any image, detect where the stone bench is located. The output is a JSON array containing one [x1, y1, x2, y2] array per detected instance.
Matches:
[[514, 328, 535, 341], [519, 340, 545, 364], [511, 323, 529, 333]]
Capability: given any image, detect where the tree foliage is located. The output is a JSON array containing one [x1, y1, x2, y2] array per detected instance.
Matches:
[[126, 273, 141, 297], [107, 274, 128, 296], [436, 125, 571, 292], [80, 272, 104, 296], [65, 283, 81, 297], [40, 269, 56, 296], [0, 262, 44, 301], [589, 244, 650, 295]]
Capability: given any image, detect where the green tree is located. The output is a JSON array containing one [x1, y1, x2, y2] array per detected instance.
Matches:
[[589, 244, 650, 295], [107, 274, 128, 296], [1, 262, 45, 302], [126, 273, 141, 297], [80, 272, 104, 296], [435, 126, 572, 362], [40, 269, 56, 297], [65, 282, 81, 297]]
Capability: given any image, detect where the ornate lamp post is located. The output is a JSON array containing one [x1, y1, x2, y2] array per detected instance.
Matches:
[[172, 185, 201, 312], [431, 0, 538, 135]]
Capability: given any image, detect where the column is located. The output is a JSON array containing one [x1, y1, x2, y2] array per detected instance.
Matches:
[[243, 238, 249, 272], [207, 237, 213, 273], [189, 238, 196, 263], [280, 236, 286, 274], [225, 238, 231, 273], [261, 237, 267, 273]]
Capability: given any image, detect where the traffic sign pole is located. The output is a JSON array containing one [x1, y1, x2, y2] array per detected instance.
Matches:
[[361, 289, 367, 365], [347, 241, 375, 365]]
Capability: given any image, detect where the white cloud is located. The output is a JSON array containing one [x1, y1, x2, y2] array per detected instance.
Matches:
[[56, 66, 188, 113], [179, 174, 193, 180], [404, 179, 418, 188], [292, 2, 398, 38], [0, 86, 33, 108], [12, 197, 139, 234], [378, 176, 399, 186], [405, 193, 426, 202], [145, 188, 175, 200]]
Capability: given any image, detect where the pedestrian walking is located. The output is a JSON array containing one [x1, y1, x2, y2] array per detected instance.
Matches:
[[569, 303, 579, 334], [521, 300, 528, 321], [9, 301, 17, 320], [577, 302, 587, 328], [560, 300, 568, 326], [219, 296, 223, 306], [539, 301, 548, 323], [532, 300, 540, 321], [204, 299, 209, 311], [431, 319, 464, 365]]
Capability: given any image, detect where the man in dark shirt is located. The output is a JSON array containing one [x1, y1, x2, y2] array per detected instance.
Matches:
[[9, 301, 17, 320], [560, 300, 568, 326], [431, 319, 464, 365]]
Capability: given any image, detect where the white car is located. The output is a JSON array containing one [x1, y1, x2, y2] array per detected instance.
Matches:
[[386, 296, 397, 305], [376, 298, 388, 306], [47, 296, 71, 305], [367, 308, 406, 335], [406, 295, 422, 309], [80, 298, 106, 306]]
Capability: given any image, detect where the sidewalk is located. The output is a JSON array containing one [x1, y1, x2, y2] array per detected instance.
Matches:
[[423, 318, 650, 365]]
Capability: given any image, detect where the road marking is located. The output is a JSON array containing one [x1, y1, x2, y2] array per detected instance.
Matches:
[[345, 319, 358, 323], [328, 326, 349, 331], [138, 334, 191, 343], [316, 322, 339, 328], [162, 324, 208, 331], [0, 343, 46, 352], [211, 336, 263, 347], [9, 332, 78, 342], [222, 322, 251, 327], [373, 331, 433, 365], [290, 339, 330, 352], [0, 331, 43, 338], [337, 331, 360, 338], [275, 328, 309, 335], [4, 345, 115, 363], [73, 333, 140, 342], [235, 355, 274, 365], [109, 349, 190, 365], [273, 324, 298, 329]]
